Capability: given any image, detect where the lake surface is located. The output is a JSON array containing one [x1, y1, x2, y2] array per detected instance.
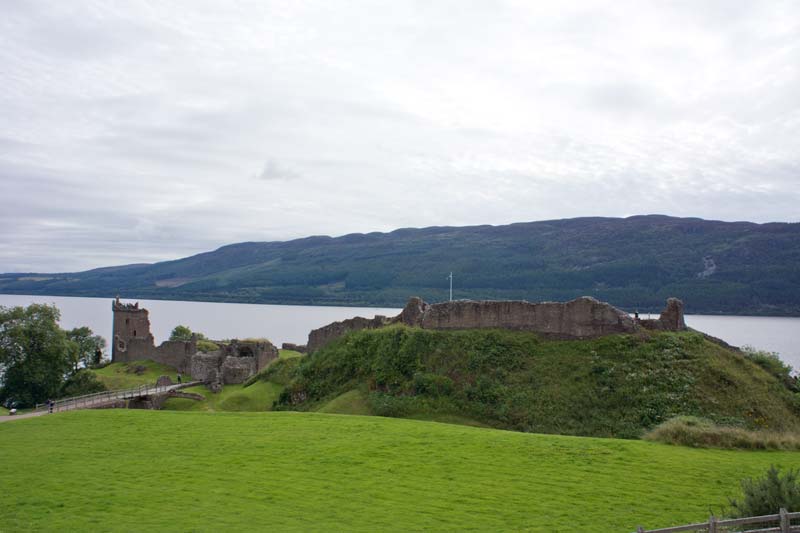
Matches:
[[1, 294, 799, 370]]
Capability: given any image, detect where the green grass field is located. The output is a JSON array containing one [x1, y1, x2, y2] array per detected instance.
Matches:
[[91, 360, 181, 389], [0, 406, 8, 415], [1, 410, 798, 532]]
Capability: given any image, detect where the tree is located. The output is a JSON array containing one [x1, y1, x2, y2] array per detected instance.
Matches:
[[65, 326, 106, 371], [0, 304, 72, 407], [170, 325, 194, 342], [60, 370, 106, 397]]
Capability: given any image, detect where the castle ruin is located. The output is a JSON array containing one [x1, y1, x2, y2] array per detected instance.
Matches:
[[307, 296, 687, 353], [111, 298, 277, 384]]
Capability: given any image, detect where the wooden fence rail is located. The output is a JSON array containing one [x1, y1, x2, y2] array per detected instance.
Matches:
[[636, 509, 800, 533]]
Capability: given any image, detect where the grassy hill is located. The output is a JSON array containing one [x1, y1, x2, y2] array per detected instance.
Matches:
[[1, 410, 798, 532], [2, 215, 800, 315], [91, 360, 181, 389], [274, 327, 800, 438]]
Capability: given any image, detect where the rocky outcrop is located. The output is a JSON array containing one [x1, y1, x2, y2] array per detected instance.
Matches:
[[307, 296, 687, 353]]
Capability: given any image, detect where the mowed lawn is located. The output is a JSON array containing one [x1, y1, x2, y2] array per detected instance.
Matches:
[[1, 411, 797, 532]]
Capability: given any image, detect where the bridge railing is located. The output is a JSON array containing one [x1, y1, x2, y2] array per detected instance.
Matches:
[[34, 383, 178, 413], [636, 508, 800, 533]]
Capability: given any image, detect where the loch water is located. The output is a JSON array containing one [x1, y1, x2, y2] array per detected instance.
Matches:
[[1, 294, 798, 371]]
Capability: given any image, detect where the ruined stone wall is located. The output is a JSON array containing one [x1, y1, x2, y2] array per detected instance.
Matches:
[[187, 340, 278, 385], [417, 297, 635, 339], [307, 315, 390, 353], [150, 340, 196, 373], [221, 357, 257, 384], [190, 353, 224, 383], [281, 343, 307, 354], [307, 296, 686, 353]]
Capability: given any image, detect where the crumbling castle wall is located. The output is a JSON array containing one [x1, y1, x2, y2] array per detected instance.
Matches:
[[418, 297, 636, 338], [307, 315, 390, 354], [307, 296, 686, 353], [111, 298, 277, 384]]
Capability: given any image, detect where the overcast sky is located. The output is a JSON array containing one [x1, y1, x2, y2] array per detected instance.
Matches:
[[2, 1, 799, 272]]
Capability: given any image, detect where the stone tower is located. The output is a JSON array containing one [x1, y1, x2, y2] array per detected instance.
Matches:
[[112, 297, 155, 362]]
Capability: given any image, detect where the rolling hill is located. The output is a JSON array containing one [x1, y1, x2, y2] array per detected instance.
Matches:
[[2, 215, 799, 315], [270, 326, 800, 439]]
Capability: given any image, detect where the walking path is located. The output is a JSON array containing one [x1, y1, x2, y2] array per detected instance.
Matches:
[[0, 381, 201, 423]]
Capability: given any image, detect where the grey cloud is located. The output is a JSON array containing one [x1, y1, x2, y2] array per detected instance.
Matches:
[[256, 160, 301, 181], [0, 0, 799, 272]]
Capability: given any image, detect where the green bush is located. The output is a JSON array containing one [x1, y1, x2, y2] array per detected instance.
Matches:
[[60, 370, 107, 398], [196, 340, 219, 353], [729, 465, 800, 517], [743, 346, 798, 392]]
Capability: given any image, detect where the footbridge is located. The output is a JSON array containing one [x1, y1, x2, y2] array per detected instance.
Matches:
[[0, 382, 201, 422]]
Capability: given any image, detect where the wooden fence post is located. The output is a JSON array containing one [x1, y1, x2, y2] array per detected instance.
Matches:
[[708, 514, 717, 533], [780, 507, 789, 533]]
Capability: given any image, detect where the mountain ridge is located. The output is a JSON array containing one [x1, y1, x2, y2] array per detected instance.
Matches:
[[2, 215, 799, 315]]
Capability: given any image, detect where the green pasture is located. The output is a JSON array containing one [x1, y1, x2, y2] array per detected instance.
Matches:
[[91, 360, 181, 389], [1, 410, 798, 532]]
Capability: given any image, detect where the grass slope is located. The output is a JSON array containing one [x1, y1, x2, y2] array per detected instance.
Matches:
[[1, 410, 798, 532], [162, 381, 283, 412], [279, 327, 800, 438], [91, 360, 182, 389]]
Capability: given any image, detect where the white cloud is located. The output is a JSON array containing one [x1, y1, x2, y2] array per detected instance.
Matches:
[[0, 0, 798, 272]]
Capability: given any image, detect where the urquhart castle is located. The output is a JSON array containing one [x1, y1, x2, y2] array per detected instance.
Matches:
[[112, 297, 278, 385], [112, 295, 687, 385]]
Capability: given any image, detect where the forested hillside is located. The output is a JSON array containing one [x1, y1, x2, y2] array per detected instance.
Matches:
[[2, 215, 799, 315]]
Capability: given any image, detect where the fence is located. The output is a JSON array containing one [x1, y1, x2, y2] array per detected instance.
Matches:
[[34, 383, 181, 413], [637, 509, 800, 533]]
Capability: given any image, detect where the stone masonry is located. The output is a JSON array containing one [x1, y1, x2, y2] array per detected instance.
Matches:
[[111, 298, 278, 384], [307, 296, 686, 353]]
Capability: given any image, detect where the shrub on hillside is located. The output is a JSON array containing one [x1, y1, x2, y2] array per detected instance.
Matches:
[[644, 416, 800, 450], [60, 370, 107, 398], [196, 340, 219, 353], [728, 465, 800, 517], [742, 346, 798, 392]]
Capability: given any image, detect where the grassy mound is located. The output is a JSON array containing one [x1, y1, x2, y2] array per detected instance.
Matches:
[[318, 389, 372, 415], [278, 326, 800, 438], [645, 416, 800, 450], [1, 410, 798, 531], [279, 348, 304, 359], [161, 381, 283, 412], [90, 360, 183, 389]]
